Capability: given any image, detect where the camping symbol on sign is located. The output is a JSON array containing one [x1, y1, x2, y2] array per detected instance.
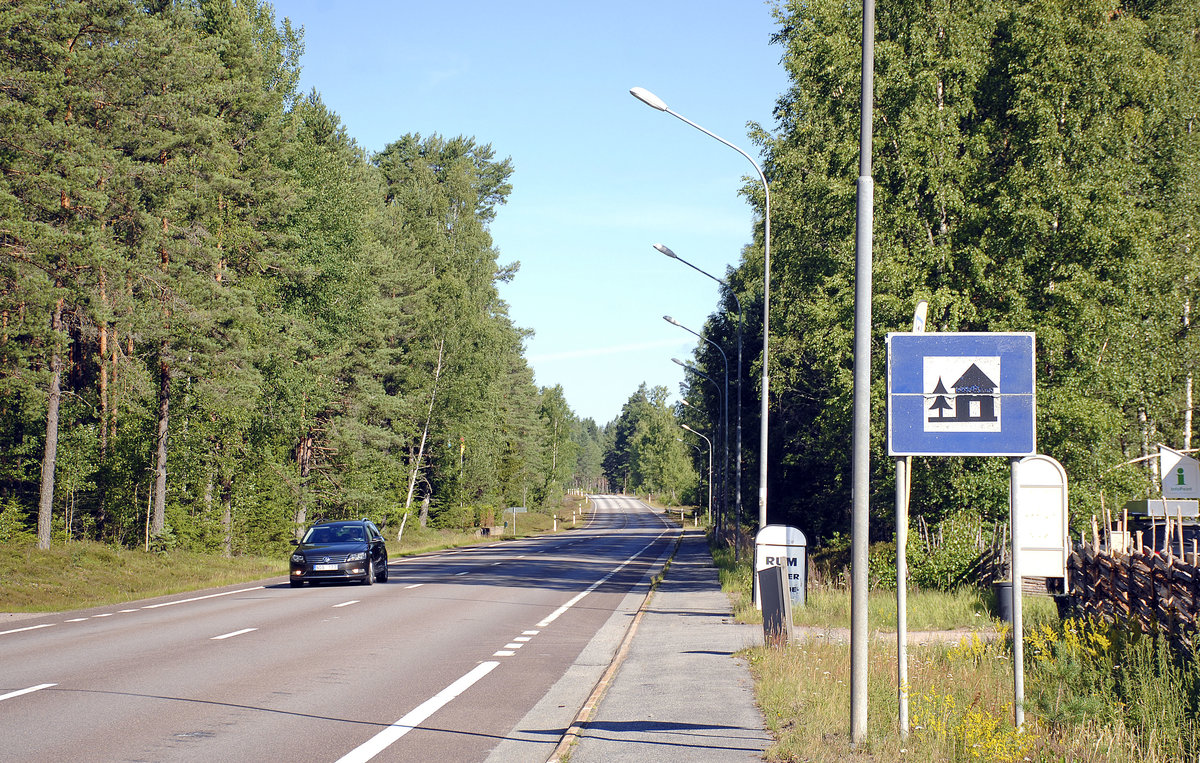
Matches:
[[924, 357, 1002, 433]]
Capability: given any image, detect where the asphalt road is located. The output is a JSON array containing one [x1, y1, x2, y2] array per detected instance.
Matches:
[[0, 496, 676, 762]]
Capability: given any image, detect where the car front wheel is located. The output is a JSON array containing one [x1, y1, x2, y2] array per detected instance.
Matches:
[[363, 559, 374, 585]]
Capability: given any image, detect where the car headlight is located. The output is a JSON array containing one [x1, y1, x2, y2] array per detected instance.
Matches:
[[346, 551, 367, 562], [291, 554, 305, 564]]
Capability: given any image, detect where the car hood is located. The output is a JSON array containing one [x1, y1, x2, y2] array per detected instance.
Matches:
[[296, 542, 366, 555]]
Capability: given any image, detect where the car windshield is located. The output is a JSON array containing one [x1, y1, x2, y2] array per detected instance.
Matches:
[[304, 526, 365, 544]]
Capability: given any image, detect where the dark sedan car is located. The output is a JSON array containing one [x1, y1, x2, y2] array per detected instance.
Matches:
[[289, 519, 389, 587]]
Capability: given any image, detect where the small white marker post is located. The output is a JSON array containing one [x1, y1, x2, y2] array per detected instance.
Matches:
[[896, 299, 925, 738], [1011, 456, 1025, 729]]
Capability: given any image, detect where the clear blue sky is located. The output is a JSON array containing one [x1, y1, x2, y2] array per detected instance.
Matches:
[[269, 0, 790, 426]]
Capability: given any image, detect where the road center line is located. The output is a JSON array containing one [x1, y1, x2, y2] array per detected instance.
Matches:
[[536, 532, 667, 629], [333, 600, 359, 608], [211, 628, 257, 640], [336, 661, 500, 763], [0, 684, 56, 702]]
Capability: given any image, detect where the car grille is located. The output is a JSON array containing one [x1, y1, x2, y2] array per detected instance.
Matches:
[[305, 553, 351, 564]]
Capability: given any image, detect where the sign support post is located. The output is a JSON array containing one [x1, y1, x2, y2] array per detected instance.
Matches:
[[1010, 456, 1024, 728], [895, 300, 923, 739], [887, 331, 1036, 733], [895, 456, 909, 737]]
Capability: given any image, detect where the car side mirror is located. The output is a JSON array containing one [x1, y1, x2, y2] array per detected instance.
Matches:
[[291, 538, 300, 545]]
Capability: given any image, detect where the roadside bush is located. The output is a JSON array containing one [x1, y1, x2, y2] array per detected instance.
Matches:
[[868, 539, 898, 588], [909, 509, 989, 591], [432, 503, 475, 531], [862, 510, 991, 592], [0, 499, 34, 543]]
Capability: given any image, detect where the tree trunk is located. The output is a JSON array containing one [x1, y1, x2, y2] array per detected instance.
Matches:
[[1186, 297, 1193, 451], [405, 337, 445, 510], [151, 340, 169, 538], [98, 272, 108, 461], [419, 493, 430, 528], [221, 475, 232, 558], [37, 296, 65, 550], [294, 426, 314, 536]]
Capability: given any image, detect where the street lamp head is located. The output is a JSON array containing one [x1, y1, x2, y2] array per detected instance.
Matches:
[[663, 315, 681, 326], [671, 357, 687, 367], [653, 243, 677, 259], [630, 86, 668, 112], [681, 424, 696, 434]]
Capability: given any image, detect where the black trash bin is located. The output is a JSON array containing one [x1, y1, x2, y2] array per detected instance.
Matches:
[[994, 581, 1013, 623]]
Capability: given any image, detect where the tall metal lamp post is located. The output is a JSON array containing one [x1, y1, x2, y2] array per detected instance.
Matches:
[[850, 0, 877, 747], [631, 87, 771, 533], [677, 429, 712, 524], [664, 315, 730, 535], [655, 244, 744, 539], [672, 357, 727, 536]]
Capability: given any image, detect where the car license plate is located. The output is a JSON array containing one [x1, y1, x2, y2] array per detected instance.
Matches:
[[314, 563, 338, 571]]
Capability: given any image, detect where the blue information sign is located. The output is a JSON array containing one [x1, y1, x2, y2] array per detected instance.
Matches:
[[887, 332, 1036, 457]]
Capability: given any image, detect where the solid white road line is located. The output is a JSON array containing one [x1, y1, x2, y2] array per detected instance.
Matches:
[[335, 661, 500, 763], [0, 623, 54, 637], [210, 628, 257, 640], [0, 684, 56, 702]]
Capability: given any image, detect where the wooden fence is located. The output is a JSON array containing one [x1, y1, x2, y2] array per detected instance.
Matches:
[[1067, 544, 1199, 650]]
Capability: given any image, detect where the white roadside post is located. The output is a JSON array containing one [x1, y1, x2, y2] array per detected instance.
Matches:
[[896, 299, 927, 738], [1010, 457, 1024, 728]]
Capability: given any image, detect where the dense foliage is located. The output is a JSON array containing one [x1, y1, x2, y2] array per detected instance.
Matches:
[[0, 0, 605, 554], [669, 0, 1200, 543], [603, 383, 697, 504]]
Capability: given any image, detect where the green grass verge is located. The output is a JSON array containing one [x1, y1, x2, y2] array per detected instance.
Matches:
[[0, 541, 285, 612]]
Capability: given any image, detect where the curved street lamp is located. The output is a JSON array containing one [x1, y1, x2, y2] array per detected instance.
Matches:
[[632, 87, 771, 533], [665, 315, 731, 544], [656, 244, 744, 538], [672, 356, 726, 536], [676, 434, 712, 525]]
